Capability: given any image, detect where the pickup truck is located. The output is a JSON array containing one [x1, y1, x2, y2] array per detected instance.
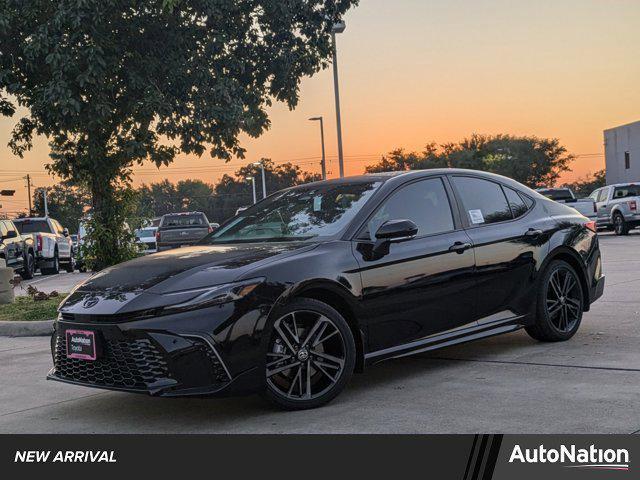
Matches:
[[588, 183, 640, 235], [12, 217, 75, 274], [536, 188, 597, 220], [156, 212, 212, 252], [0, 219, 36, 279]]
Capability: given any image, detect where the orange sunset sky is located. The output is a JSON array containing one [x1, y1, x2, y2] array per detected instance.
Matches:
[[1, 0, 639, 216]]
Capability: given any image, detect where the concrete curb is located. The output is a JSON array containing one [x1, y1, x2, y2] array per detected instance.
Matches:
[[0, 319, 54, 337]]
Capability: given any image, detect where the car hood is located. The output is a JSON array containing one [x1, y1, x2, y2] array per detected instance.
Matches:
[[80, 242, 317, 293], [60, 242, 317, 316]]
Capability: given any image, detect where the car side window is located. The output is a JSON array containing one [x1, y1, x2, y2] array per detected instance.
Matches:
[[598, 188, 609, 203], [52, 220, 62, 234], [364, 177, 455, 240], [588, 189, 600, 201], [504, 187, 529, 218], [0, 221, 7, 237], [452, 176, 513, 225]]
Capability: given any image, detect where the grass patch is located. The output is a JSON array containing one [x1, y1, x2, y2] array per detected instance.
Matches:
[[0, 294, 65, 321]]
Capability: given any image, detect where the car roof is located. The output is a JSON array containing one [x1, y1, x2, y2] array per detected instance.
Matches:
[[609, 182, 640, 187], [13, 217, 50, 222], [296, 168, 534, 189]]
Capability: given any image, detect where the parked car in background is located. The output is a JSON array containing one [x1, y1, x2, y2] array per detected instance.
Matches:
[[155, 212, 212, 251], [13, 217, 75, 274], [135, 226, 158, 254], [537, 188, 597, 220], [0, 219, 35, 279], [589, 182, 640, 235]]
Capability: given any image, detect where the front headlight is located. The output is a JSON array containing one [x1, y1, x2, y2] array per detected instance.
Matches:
[[162, 278, 264, 312]]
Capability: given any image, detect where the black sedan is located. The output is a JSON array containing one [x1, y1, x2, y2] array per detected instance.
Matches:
[[49, 169, 605, 409]]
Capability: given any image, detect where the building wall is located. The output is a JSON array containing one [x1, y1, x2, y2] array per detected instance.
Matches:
[[604, 120, 640, 185]]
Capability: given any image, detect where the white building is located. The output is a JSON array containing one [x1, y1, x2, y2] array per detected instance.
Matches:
[[604, 120, 640, 184]]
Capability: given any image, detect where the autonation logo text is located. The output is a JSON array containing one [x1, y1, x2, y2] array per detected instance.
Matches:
[[509, 444, 630, 471]]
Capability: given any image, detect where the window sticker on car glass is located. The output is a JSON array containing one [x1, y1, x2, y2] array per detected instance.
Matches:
[[313, 196, 322, 212], [468, 209, 485, 224]]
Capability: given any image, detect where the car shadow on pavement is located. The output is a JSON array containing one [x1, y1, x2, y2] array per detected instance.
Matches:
[[38, 334, 529, 432]]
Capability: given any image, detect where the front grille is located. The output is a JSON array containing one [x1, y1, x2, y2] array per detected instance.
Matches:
[[53, 333, 172, 390]]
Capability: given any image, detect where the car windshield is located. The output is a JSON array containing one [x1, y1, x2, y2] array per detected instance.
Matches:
[[540, 189, 573, 201], [13, 220, 51, 234], [162, 214, 206, 227], [203, 181, 382, 244], [136, 228, 156, 237]]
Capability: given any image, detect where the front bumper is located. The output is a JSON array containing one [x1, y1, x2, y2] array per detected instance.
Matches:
[[47, 300, 270, 397], [48, 323, 236, 396]]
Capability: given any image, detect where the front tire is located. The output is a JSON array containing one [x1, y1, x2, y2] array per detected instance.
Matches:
[[614, 212, 629, 236], [263, 298, 355, 410], [526, 260, 584, 342]]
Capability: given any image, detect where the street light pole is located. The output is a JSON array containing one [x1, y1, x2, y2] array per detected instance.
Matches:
[[246, 177, 257, 204], [309, 117, 327, 180], [331, 21, 346, 178], [253, 161, 267, 199]]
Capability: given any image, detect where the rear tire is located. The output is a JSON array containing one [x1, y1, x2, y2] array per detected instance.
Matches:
[[63, 254, 75, 273], [613, 212, 629, 236], [21, 252, 35, 280], [525, 260, 584, 342], [42, 251, 60, 275], [262, 298, 355, 410]]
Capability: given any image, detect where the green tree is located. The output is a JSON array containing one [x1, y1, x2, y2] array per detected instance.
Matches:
[[561, 169, 606, 198], [365, 134, 575, 188], [211, 158, 322, 222], [0, 0, 357, 269], [32, 182, 90, 233]]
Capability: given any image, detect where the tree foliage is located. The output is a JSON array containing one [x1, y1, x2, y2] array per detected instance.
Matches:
[[137, 158, 322, 223], [365, 134, 575, 188], [561, 169, 606, 198], [32, 181, 90, 232], [0, 0, 357, 268]]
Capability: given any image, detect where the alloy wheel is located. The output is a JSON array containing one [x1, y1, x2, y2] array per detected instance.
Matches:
[[266, 310, 346, 401], [545, 267, 582, 333]]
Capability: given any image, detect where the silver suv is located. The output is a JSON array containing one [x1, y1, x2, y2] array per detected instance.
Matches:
[[589, 183, 640, 235]]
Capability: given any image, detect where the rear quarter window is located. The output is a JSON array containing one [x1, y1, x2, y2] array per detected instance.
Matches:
[[452, 176, 513, 225]]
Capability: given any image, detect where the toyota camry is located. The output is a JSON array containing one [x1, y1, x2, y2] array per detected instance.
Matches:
[[49, 169, 605, 409]]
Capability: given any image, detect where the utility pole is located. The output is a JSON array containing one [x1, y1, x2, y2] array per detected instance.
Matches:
[[331, 22, 346, 178], [309, 117, 327, 180], [42, 188, 49, 217], [25, 174, 32, 216]]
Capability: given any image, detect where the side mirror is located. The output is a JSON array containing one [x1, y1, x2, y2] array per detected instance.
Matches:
[[361, 219, 418, 260], [4, 230, 18, 239], [374, 219, 418, 242], [62, 228, 69, 237]]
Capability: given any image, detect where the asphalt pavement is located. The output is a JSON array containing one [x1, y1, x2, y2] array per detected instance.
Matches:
[[0, 232, 639, 433]]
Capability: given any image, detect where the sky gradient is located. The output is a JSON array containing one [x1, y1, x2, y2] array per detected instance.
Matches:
[[2, 0, 639, 215]]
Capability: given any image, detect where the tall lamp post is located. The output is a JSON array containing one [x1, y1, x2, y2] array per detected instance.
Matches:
[[309, 117, 327, 180], [331, 21, 346, 178], [252, 161, 267, 199], [246, 176, 257, 204]]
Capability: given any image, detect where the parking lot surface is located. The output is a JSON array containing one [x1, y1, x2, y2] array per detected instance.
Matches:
[[14, 271, 92, 297], [1, 232, 639, 433]]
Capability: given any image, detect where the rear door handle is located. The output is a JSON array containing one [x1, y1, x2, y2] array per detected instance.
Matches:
[[524, 228, 543, 237], [449, 241, 472, 254]]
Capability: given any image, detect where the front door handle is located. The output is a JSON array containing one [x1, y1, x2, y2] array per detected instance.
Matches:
[[449, 241, 472, 254], [524, 228, 543, 237]]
